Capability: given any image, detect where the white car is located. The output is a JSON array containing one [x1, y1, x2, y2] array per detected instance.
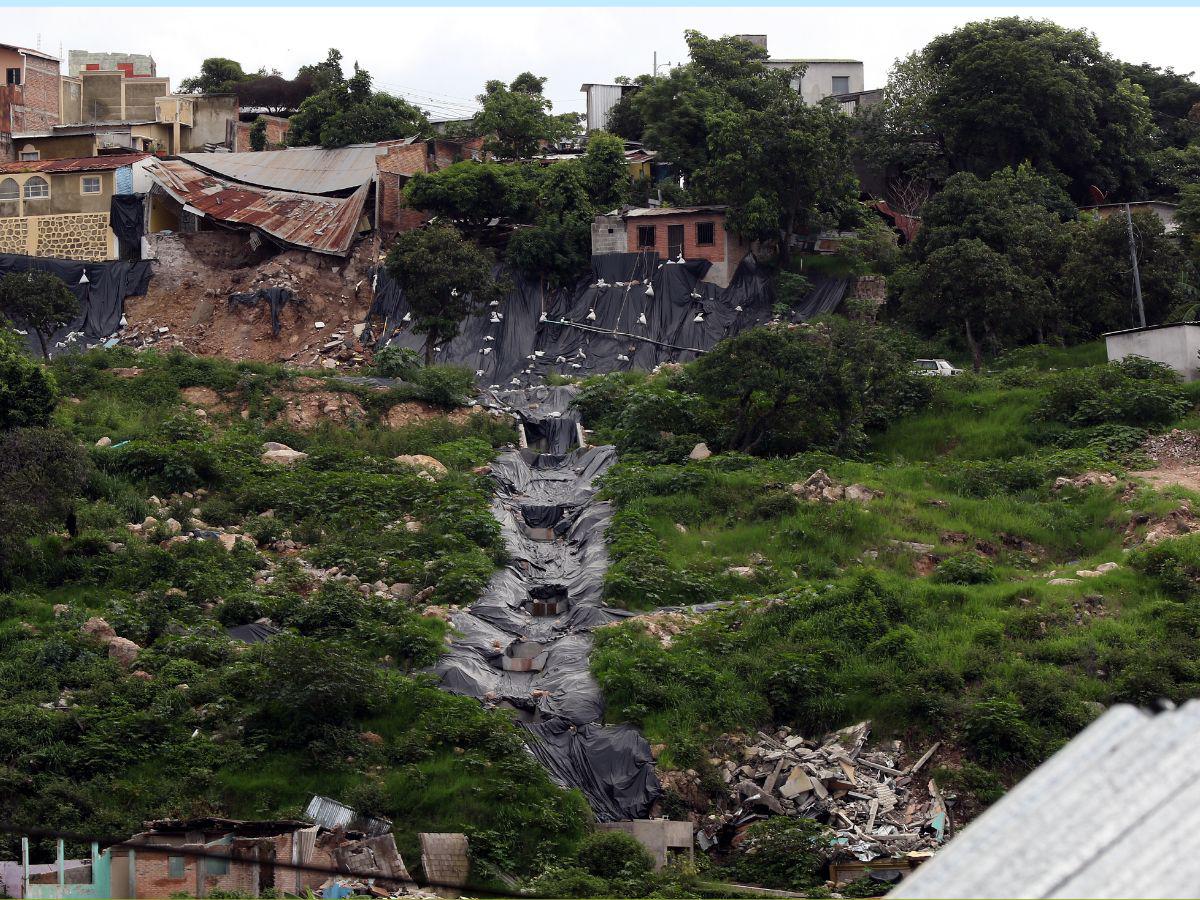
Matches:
[[914, 358, 963, 376]]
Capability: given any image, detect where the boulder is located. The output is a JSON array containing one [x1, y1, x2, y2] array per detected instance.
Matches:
[[727, 566, 756, 578], [53, 603, 70, 617], [793, 469, 845, 503], [1049, 577, 1082, 586], [164, 518, 182, 535], [95, 436, 112, 447], [261, 446, 309, 466], [389, 583, 415, 599], [688, 442, 712, 461], [393, 454, 448, 477], [1096, 562, 1121, 573], [405, 520, 423, 533], [107, 637, 141, 668], [844, 483, 880, 503], [1053, 471, 1119, 492], [82, 617, 116, 642]]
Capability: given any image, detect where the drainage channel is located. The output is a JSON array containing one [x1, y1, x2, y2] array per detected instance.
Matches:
[[431, 386, 661, 821]]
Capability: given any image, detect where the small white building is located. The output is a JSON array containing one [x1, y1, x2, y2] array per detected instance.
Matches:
[[1104, 322, 1200, 381], [580, 83, 638, 133], [766, 58, 865, 105]]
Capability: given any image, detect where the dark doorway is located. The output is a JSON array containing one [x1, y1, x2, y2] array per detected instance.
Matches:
[[667, 224, 684, 260]]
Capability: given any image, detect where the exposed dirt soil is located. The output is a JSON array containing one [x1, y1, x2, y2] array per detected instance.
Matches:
[[1128, 430, 1200, 494], [123, 232, 381, 366], [383, 402, 477, 429]]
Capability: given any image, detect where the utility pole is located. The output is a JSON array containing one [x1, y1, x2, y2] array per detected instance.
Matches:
[[1125, 203, 1146, 328]]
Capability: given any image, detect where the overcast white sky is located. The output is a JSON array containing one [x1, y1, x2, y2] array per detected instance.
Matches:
[[8, 7, 1200, 117]]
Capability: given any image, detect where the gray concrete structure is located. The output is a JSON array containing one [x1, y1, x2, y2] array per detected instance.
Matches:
[[68, 50, 156, 77], [590, 213, 626, 254], [596, 820, 694, 870], [580, 83, 636, 133], [1104, 322, 1200, 381]]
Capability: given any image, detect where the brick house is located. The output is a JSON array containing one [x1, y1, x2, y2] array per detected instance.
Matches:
[[231, 115, 292, 151], [1, 43, 61, 160], [375, 137, 486, 238], [592, 205, 752, 288]]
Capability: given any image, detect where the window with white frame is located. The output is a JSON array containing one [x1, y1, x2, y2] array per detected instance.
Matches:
[[19, 150, 39, 162], [81, 175, 102, 194], [23, 176, 49, 199]]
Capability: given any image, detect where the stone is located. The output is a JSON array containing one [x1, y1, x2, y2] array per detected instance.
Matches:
[[844, 484, 880, 503], [81, 617, 116, 642], [688, 442, 712, 461], [793, 469, 845, 503], [1096, 562, 1120, 573], [1076, 570, 1103, 578], [218, 534, 238, 552], [1049, 577, 1082, 586], [675, 523, 688, 534], [389, 583, 415, 599], [95, 436, 112, 447], [405, 520, 423, 533], [107, 636, 141, 668], [142, 516, 159, 530], [164, 518, 182, 535], [131, 670, 153, 680], [261, 446, 309, 466], [53, 603, 70, 616], [779, 766, 815, 799], [727, 566, 756, 578], [393, 454, 448, 477], [320, 358, 338, 370], [359, 731, 384, 745]]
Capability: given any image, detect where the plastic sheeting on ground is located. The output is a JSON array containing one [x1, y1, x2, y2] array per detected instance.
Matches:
[[0, 252, 153, 355], [431, 422, 661, 820], [228, 286, 294, 336], [369, 252, 849, 387]]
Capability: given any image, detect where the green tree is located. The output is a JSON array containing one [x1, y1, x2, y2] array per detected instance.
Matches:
[[0, 271, 80, 359], [507, 161, 594, 288], [384, 223, 506, 363], [1122, 62, 1200, 150], [289, 64, 427, 148], [0, 329, 57, 429], [296, 48, 345, 93], [868, 17, 1155, 199], [403, 161, 542, 226], [472, 73, 579, 159], [248, 116, 268, 151], [582, 131, 630, 209], [179, 57, 253, 94]]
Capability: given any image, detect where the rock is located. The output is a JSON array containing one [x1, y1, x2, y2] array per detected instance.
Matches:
[[1096, 562, 1120, 573], [727, 566, 756, 578], [320, 358, 338, 370], [844, 483, 880, 503], [95, 436, 112, 447], [889, 540, 936, 554], [164, 518, 182, 535], [131, 670, 153, 680], [1076, 570, 1103, 578], [413, 586, 436, 604], [793, 469, 845, 503], [107, 636, 141, 668], [142, 516, 159, 530], [393, 454, 448, 477], [1049, 577, 1082, 586], [53, 603, 70, 617], [82, 617, 116, 642], [472, 465, 492, 476], [359, 731, 384, 745], [261, 446, 309, 466], [389, 583, 415, 599], [218, 534, 238, 552], [405, 520, 423, 533], [1054, 471, 1119, 492], [688, 442, 712, 461], [675, 523, 688, 534], [165, 587, 187, 598]]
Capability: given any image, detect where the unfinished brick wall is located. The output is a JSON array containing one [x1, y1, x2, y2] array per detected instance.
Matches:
[[20, 56, 60, 130], [377, 143, 431, 239], [625, 213, 729, 264], [233, 116, 292, 152]]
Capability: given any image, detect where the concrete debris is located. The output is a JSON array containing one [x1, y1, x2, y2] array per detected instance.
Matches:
[[1140, 429, 1200, 467], [261, 442, 310, 466], [697, 722, 946, 865], [1053, 472, 1119, 492], [792, 469, 879, 504]]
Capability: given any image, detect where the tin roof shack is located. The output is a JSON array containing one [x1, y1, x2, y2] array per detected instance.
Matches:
[[619, 206, 751, 288], [0, 153, 148, 260], [1, 43, 62, 143], [580, 83, 639, 133], [144, 158, 370, 256], [1080, 200, 1179, 233], [1104, 322, 1200, 381]]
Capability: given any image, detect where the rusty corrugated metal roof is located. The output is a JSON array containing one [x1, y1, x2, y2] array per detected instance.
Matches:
[[178, 143, 404, 195], [145, 158, 369, 256], [0, 153, 149, 175]]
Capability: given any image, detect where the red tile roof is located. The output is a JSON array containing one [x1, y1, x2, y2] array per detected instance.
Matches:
[[0, 153, 150, 175]]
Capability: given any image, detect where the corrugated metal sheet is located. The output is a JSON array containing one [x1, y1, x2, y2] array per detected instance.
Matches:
[[890, 701, 1200, 899], [304, 795, 393, 837], [144, 158, 368, 256], [0, 153, 149, 175], [179, 144, 399, 195]]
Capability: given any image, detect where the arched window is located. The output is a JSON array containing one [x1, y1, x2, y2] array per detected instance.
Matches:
[[23, 176, 49, 199], [0, 178, 18, 201]]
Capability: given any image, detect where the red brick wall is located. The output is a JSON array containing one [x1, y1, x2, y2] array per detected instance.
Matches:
[[233, 116, 293, 152], [17, 55, 60, 130], [377, 143, 431, 238], [625, 213, 729, 263]]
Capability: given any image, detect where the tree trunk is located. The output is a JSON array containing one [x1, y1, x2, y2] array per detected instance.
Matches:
[[424, 335, 434, 367], [964, 318, 982, 373], [779, 208, 797, 265], [36, 330, 50, 360]]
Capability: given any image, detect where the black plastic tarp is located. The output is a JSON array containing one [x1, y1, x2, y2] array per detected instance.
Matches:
[[228, 286, 294, 337], [431, 435, 660, 820], [370, 252, 850, 387], [227, 622, 281, 643], [109, 195, 145, 250], [0, 252, 152, 355]]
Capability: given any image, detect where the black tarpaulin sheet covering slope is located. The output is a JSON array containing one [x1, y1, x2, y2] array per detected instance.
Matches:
[[369, 252, 849, 387], [486, 384, 582, 456], [0, 252, 152, 354], [431, 438, 660, 819]]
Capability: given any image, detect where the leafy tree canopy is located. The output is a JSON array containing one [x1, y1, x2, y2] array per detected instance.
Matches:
[[404, 161, 542, 226], [289, 63, 428, 148], [179, 57, 257, 94], [0, 329, 57, 430], [472, 73, 580, 159], [384, 223, 507, 363], [0, 271, 80, 359]]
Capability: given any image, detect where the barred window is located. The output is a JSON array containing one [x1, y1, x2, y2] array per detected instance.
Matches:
[[695, 221, 715, 245], [23, 176, 49, 199], [636, 225, 655, 248]]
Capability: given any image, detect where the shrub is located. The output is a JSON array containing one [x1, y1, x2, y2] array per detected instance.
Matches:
[[731, 817, 830, 890], [1131, 535, 1200, 600], [575, 831, 654, 880], [932, 554, 996, 585], [0, 333, 58, 428], [962, 697, 1039, 765], [1036, 360, 1189, 430], [374, 346, 423, 380], [413, 366, 474, 407]]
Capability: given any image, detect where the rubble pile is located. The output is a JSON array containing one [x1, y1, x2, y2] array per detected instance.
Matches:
[[792, 469, 880, 504], [1140, 428, 1200, 467], [1125, 501, 1200, 545], [697, 722, 946, 864], [1052, 471, 1120, 492]]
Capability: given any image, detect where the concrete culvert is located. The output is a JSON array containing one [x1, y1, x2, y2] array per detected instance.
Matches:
[[529, 584, 569, 616], [501, 640, 547, 672]]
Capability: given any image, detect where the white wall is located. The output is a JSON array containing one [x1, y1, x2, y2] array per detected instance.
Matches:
[[767, 60, 864, 105], [1105, 324, 1200, 381]]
